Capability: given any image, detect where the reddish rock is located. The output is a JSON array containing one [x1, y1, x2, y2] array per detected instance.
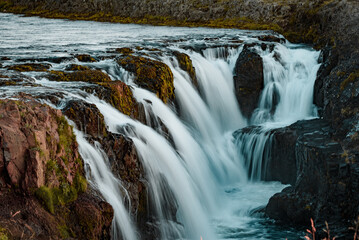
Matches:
[[0, 99, 113, 239]]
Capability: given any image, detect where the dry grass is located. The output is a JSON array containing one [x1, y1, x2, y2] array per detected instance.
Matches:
[[303, 217, 359, 240]]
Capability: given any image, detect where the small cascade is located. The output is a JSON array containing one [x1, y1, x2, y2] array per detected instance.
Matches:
[[235, 44, 321, 181], [73, 128, 138, 240]]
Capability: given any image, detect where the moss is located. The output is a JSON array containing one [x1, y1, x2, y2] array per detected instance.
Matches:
[[65, 64, 90, 71], [173, 51, 198, 87], [340, 70, 359, 91], [75, 54, 96, 63], [49, 69, 111, 83], [8, 63, 51, 72], [97, 82, 136, 116], [56, 115, 76, 155], [117, 55, 174, 103], [35, 186, 55, 213], [0, 229, 8, 240], [35, 176, 86, 214], [58, 224, 70, 239], [116, 47, 134, 55]]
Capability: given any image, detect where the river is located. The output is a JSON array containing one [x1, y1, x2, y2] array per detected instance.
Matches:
[[0, 12, 320, 240]]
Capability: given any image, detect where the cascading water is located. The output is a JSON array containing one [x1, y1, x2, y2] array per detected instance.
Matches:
[[235, 44, 321, 181], [0, 12, 320, 240]]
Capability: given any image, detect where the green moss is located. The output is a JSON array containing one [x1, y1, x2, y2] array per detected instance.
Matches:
[[117, 55, 174, 103], [173, 51, 198, 87], [116, 47, 134, 55], [56, 115, 76, 155], [66, 64, 90, 71], [340, 70, 359, 91], [35, 186, 55, 213], [75, 54, 97, 63], [98, 82, 136, 116], [35, 176, 86, 214], [58, 224, 70, 239]]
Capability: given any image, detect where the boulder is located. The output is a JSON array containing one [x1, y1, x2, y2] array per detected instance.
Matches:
[[234, 46, 264, 118], [0, 99, 113, 239], [117, 55, 174, 103], [173, 51, 198, 89]]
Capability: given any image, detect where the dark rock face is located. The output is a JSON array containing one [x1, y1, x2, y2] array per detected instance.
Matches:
[[264, 119, 359, 237], [234, 46, 264, 118], [0, 99, 113, 239]]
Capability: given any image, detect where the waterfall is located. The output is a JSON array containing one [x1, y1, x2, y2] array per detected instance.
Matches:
[[235, 44, 321, 181], [0, 13, 319, 239], [73, 128, 138, 240]]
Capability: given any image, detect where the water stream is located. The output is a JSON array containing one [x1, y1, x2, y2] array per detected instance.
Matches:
[[0, 13, 320, 239]]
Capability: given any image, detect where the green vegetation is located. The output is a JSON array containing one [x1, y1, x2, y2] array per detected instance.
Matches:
[[98, 82, 137, 116], [35, 172, 87, 214], [0, 227, 8, 240], [173, 51, 198, 86]]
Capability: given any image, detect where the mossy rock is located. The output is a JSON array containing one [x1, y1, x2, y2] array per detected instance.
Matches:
[[117, 55, 174, 103], [75, 54, 97, 63], [8, 63, 51, 72], [65, 64, 90, 71], [97, 81, 138, 117], [173, 51, 198, 88], [116, 47, 134, 55], [48, 69, 111, 83]]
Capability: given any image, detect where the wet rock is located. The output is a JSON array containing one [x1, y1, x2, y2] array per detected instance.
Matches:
[[75, 54, 97, 62], [257, 35, 285, 43], [61, 96, 153, 238], [234, 46, 264, 118], [265, 119, 359, 233], [83, 81, 146, 121], [8, 63, 52, 72], [313, 46, 339, 113], [63, 100, 107, 139], [173, 51, 198, 89], [117, 55, 174, 103], [48, 69, 111, 82], [116, 47, 134, 55], [65, 64, 90, 71]]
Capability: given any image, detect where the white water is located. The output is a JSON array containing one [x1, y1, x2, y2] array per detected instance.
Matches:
[[236, 44, 321, 181], [0, 13, 320, 240]]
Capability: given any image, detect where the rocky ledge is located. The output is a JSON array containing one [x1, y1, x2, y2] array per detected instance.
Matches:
[[0, 98, 113, 239]]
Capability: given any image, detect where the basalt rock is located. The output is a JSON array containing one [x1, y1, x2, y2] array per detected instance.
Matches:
[[234, 46, 264, 119], [264, 119, 359, 237], [0, 98, 113, 239], [117, 55, 174, 103]]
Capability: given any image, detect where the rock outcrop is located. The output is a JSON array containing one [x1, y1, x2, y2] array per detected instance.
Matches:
[[233, 46, 264, 119], [117, 55, 175, 103], [0, 98, 113, 239]]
